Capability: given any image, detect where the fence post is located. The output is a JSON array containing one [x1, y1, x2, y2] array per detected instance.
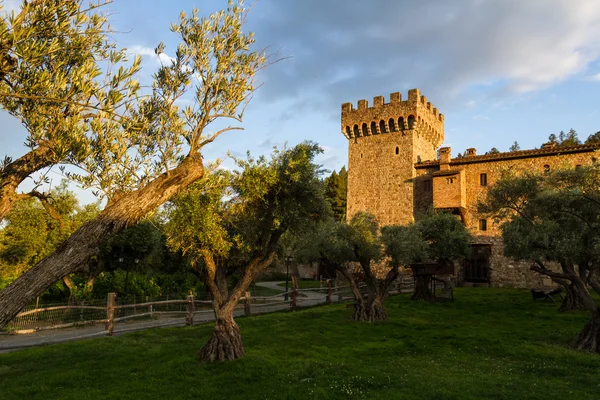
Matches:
[[185, 295, 195, 326], [244, 291, 252, 316], [133, 294, 136, 315], [326, 279, 332, 304], [106, 292, 116, 336], [291, 287, 297, 310], [146, 296, 153, 319], [337, 283, 343, 302]]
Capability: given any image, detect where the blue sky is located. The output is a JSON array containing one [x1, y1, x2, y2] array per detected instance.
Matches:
[[2, 0, 600, 204]]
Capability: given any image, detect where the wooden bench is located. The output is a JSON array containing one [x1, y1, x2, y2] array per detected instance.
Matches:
[[531, 287, 563, 303]]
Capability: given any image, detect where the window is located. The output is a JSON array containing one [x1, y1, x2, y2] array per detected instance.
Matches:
[[544, 164, 550, 174], [479, 219, 487, 231], [480, 173, 487, 186], [447, 177, 454, 184], [576, 164, 582, 170], [360, 153, 363, 159], [423, 180, 432, 192], [395, 147, 399, 155]]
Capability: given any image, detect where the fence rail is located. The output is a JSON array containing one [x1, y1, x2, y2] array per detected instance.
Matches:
[[2, 278, 415, 336]]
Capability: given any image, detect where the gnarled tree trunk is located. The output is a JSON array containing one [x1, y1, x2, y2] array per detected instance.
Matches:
[[198, 246, 279, 362], [0, 155, 205, 328], [572, 311, 600, 353], [411, 275, 436, 302], [198, 312, 245, 362], [366, 293, 387, 321], [559, 283, 588, 312]]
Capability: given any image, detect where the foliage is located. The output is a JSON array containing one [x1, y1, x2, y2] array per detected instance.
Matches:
[[1, 289, 599, 399], [508, 141, 520, 152], [342, 212, 381, 266], [380, 212, 471, 266], [0, 181, 99, 287], [380, 224, 427, 267], [165, 142, 330, 275], [480, 165, 600, 273], [486, 147, 500, 154], [585, 131, 600, 145], [547, 129, 581, 147], [324, 167, 347, 222], [1, 0, 270, 202]]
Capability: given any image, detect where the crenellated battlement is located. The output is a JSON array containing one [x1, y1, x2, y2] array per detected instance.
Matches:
[[341, 88, 444, 149]]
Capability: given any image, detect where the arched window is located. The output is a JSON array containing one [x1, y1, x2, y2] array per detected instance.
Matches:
[[380, 120, 387, 134], [371, 121, 378, 135], [544, 164, 550, 174], [408, 115, 416, 129], [395, 146, 399, 155], [398, 117, 405, 130], [345, 126, 351, 137], [360, 153, 363, 158], [362, 123, 369, 136], [387, 118, 395, 132], [353, 124, 360, 137]]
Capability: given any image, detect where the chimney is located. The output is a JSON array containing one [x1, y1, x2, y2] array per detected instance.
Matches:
[[439, 147, 451, 170], [466, 148, 477, 157]]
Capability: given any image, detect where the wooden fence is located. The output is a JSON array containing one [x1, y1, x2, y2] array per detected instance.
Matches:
[[2, 278, 415, 336]]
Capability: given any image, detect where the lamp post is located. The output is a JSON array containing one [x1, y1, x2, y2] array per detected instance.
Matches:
[[284, 251, 293, 301]]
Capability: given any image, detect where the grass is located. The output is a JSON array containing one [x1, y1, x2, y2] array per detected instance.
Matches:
[[1, 289, 599, 400], [277, 279, 323, 289]]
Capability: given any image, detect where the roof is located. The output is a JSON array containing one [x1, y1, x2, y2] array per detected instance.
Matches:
[[415, 143, 600, 168]]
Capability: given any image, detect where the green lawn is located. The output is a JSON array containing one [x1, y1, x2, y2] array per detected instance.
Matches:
[[1, 289, 599, 400]]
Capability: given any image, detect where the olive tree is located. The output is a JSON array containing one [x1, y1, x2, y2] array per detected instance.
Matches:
[[0, 0, 141, 220], [165, 142, 329, 362], [0, 0, 271, 328], [481, 166, 600, 352]]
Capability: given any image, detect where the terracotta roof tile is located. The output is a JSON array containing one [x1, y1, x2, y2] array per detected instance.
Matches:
[[415, 143, 600, 168]]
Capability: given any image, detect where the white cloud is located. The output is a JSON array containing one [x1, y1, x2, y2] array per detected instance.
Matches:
[[588, 73, 600, 81], [128, 45, 175, 65], [255, 0, 600, 106]]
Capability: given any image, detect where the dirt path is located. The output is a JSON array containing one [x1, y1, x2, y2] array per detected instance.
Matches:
[[0, 282, 329, 353]]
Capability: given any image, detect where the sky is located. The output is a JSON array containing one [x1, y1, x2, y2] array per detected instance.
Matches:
[[2, 0, 600, 204]]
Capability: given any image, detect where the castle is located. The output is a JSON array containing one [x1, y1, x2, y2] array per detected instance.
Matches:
[[341, 89, 600, 288]]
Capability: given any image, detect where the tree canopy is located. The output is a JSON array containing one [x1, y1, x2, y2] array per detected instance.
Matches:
[[165, 142, 330, 361]]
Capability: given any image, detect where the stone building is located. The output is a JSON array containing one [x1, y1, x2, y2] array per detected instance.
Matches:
[[341, 88, 600, 288]]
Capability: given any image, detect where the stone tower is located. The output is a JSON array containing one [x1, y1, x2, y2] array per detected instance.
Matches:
[[341, 88, 444, 225]]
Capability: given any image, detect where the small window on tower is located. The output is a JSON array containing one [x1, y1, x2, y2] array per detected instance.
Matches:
[[423, 180, 432, 192], [447, 177, 454, 184], [480, 173, 487, 186], [395, 147, 399, 155], [479, 219, 487, 231], [360, 153, 363, 159]]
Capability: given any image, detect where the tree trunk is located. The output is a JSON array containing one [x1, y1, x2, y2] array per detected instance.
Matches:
[[198, 312, 245, 362], [412, 275, 436, 302], [0, 144, 55, 221], [560, 283, 589, 312], [352, 297, 368, 321], [0, 155, 205, 328], [572, 311, 600, 353], [366, 293, 387, 321]]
